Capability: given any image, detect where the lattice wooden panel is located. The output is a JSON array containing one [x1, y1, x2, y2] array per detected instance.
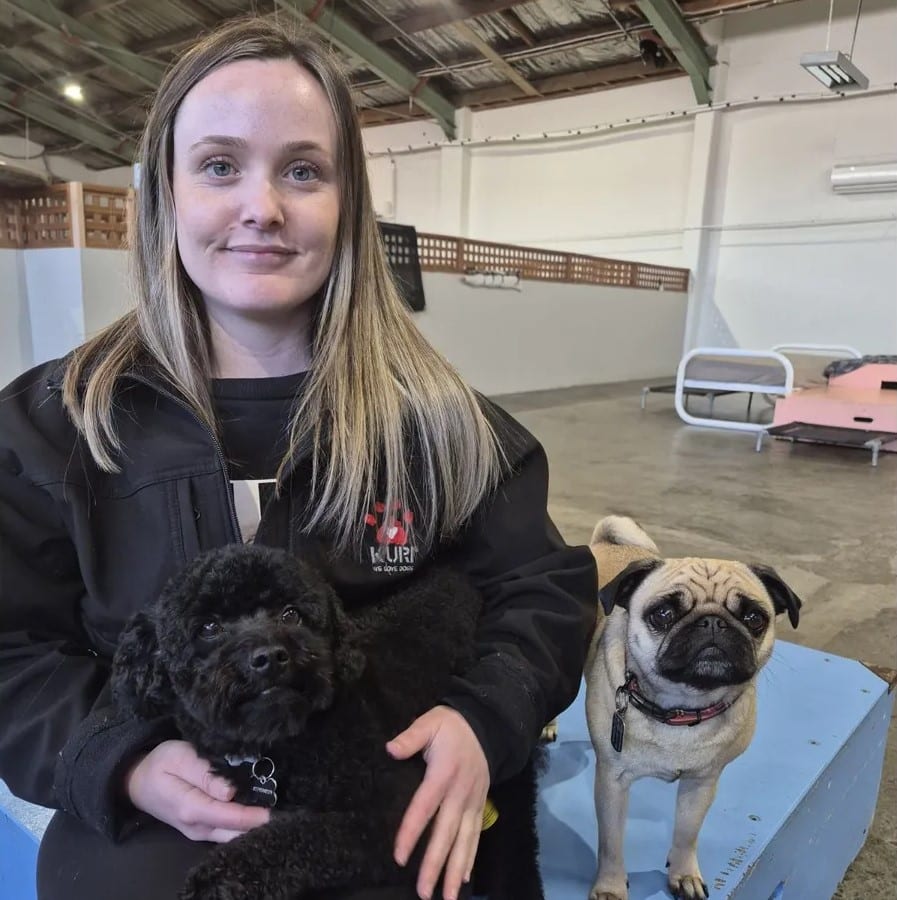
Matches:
[[0, 197, 22, 249], [20, 186, 72, 248], [83, 185, 131, 249], [417, 232, 688, 292]]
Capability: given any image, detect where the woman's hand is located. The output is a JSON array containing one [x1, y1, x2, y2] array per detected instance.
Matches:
[[125, 739, 270, 842], [387, 706, 489, 900]]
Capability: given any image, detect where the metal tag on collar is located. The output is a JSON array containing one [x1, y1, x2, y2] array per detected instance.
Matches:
[[249, 757, 278, 808], [611, 683, 630, 753]]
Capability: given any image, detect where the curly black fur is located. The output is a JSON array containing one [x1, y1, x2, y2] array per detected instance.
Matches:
[[112, 545, 545, 900]]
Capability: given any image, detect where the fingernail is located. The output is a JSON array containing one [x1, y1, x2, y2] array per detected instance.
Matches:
[[395, 852, 407, 867]]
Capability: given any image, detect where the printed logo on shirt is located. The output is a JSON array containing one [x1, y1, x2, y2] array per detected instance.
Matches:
[[364, 501, 418, 574]]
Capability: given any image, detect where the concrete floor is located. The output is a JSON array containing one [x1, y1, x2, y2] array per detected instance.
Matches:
[[497, 379, 896, 900]]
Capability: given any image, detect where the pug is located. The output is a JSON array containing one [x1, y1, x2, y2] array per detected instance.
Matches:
[[584, 516, 801, 900]]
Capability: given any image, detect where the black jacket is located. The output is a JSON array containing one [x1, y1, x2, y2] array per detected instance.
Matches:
[[0, 358, 597, 839]]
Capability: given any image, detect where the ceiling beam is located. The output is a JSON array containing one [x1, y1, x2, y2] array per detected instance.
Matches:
[[274, 0, 457, 138], [0, 80, 136, 162], [452, 20, 540, 97], [359, 65, 686, 125], [500, 9, 537, 47], [2, 0, 123, 49], [635, 0, 713, 102], [0, 0, 168, 89], [369, 0, 531, 43], [457, 60, 683, 107]]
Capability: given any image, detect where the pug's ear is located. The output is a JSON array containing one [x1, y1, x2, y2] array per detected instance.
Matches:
[[749, 564, 802, 629], [328, 596, 366, 685], [599, 559, 661, 615], [111, 611, 175, 718]]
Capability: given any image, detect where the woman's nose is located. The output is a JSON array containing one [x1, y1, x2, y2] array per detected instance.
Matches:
[[239, 177, 285, 229]]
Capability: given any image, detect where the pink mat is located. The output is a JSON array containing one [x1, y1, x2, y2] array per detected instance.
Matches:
[[773, 363, 897, 452]]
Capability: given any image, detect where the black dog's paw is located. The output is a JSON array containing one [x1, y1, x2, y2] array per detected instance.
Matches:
[[180, 865, 255, 900]]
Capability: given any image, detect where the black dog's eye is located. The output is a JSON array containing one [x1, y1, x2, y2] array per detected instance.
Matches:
[[200, 621, 222, 639], [741, 609, 768, 634], [647, 603, 677, 630], [281, 607, 302, 626]]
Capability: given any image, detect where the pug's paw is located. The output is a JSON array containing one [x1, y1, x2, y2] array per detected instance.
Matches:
[[589, 872, 628, 900], [667, 851, 708, 900], [668, 874, 708, 900], [540, 718, 559, 742]]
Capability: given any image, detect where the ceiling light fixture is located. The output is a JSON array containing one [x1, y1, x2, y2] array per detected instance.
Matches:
[[800, 0, 868, 91], [63, 82, 84, 102]]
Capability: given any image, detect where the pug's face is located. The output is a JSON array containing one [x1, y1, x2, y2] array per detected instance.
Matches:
[[601, 559, 801, 691]]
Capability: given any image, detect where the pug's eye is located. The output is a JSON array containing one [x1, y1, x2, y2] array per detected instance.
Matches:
[[647, 603, 677, 630], [200, 621, 222, 639], [741, 609, 768, 634], [281, 607, 302, 626]]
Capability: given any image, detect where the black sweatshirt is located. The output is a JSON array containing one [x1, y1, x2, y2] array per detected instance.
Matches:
[[0, 358, 597, 839]]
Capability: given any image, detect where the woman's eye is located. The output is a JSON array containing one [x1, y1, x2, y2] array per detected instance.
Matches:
[[289, 163, 317, 183], [281, 607, 302, 625], [648, 604, 676, 630], [204, 160, 233, 178], [200, 621, 222, 638]]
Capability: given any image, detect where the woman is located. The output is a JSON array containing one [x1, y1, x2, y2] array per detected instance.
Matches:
[[0, 17, 596, 900]]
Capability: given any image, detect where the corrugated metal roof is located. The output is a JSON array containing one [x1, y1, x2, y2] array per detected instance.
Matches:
[[0, 0, 785, 171]]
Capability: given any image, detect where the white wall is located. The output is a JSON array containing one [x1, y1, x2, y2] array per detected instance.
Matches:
[[23, 249, 85, 367], [81, 249, 131, 338], [0, 249, 131, 385], [415, 272, 687, 396], [0, 250, 30, 386], [363, 0, 897, 355]]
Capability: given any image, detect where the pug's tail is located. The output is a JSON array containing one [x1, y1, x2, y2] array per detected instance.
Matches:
[[590, 515, 659, 552]]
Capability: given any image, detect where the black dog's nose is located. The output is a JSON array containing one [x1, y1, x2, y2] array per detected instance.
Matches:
[[696, 616, 728, 634], [249, 645, 289, 674]]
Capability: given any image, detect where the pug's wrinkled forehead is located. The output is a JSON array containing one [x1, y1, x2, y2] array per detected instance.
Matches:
[[637, 558, 776, 612]]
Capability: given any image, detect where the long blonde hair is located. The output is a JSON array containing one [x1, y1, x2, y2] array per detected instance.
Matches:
[[63, 17, 503, 554]]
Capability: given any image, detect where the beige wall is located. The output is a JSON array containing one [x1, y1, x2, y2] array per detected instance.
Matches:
[[414, 272, 687, 396]]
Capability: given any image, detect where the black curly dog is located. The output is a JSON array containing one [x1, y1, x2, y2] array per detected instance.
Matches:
[[112, 544, 545, 900]]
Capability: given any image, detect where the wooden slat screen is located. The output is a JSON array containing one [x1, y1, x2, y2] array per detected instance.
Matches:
[[417, 232, 688, 292]]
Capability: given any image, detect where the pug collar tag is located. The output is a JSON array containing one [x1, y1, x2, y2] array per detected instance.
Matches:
[[223, 755, 279, 808], [611, 684, 630, 753]]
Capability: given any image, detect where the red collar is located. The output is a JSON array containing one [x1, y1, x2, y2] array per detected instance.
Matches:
[[620, 672, 738, 726]]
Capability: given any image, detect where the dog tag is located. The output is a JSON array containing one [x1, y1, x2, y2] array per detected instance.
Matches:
[[612, 685, 629, 753], [249, 757, 278, 808]]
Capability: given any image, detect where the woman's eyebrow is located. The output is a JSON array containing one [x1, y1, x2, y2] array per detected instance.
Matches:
[[189, 135, 330, 156]]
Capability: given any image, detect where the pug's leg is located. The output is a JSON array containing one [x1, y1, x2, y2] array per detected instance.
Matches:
[[590, 759, 631, 900], [666, 775, 718, 900], [540, 717, 558, 743]]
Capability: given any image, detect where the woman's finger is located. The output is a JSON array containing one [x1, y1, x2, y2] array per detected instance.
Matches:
[[441, 808, 481, 900], [394, 768, 452, 866], [415, 791, 466, 900]]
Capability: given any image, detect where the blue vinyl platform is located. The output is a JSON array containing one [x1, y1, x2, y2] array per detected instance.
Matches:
[[1, 641, 893, 900]]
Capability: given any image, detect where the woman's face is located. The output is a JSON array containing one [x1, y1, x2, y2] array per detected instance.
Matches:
[[172, 58, 340, 325]]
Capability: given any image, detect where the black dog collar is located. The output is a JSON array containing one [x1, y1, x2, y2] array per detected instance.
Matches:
[[223, 755, 279, 808], [610, 672, 739, 753]]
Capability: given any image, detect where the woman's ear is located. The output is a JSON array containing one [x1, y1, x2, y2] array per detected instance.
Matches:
[[111, 611, 175, 718]]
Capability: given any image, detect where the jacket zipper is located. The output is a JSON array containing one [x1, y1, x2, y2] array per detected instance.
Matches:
[[127, 374, 242, 544]]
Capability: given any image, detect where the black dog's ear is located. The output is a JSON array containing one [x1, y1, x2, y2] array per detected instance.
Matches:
[[328, 596, 366, 685], [749, 564, 802, 629], [599, 559, 661, 615], [111, 611, 175, 717]]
